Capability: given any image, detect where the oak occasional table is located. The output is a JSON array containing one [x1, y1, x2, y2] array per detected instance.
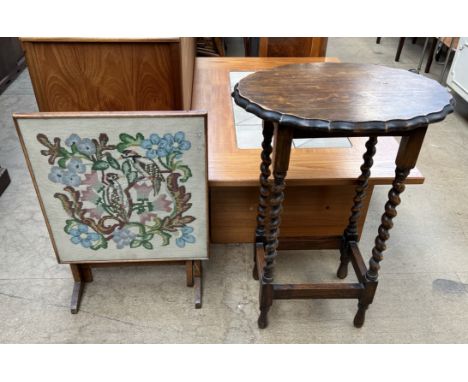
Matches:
[[232, 62, 454, 328], [194, 57, 425, 245]]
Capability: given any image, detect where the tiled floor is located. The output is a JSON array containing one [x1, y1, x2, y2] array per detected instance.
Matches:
[[1, 38, 468, 343]]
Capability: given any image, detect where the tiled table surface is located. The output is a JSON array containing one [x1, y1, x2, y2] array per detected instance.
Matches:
[[230, 72, 352, 149]]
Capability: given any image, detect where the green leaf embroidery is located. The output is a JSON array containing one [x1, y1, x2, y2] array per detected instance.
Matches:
[[125, 222, 146, 235], [58, 157, 68, 169], [59, 147, 71, 158], [130, 239, 142, 248], [119, 133, 135, 144], [116, 142, 128, 153], [64, 219, 77, 234], [92, 160, 110, 171], [116, 133, 144, 153], [106, 153, 120, 170], [142, 233, 154, 241], [154, 230, 171, 246], [142, 241, 153, 250], [122, 160, 132, 175], [91, 237, 108, 250], [174, 163, 192, 182], [126, 171, 138, 184]]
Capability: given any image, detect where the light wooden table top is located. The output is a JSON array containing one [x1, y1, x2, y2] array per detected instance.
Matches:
[[192, 57, 424, 187]]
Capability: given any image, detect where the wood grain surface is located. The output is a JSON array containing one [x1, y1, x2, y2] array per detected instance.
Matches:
[[193, 57, 424, 186], [210, 185, 373, 243], [234, 62, 454, 133], [192, 57, 425, 244], [22, 38, 195, 111]]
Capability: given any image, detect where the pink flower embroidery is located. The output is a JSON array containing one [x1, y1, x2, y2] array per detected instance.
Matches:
[[82, 171, 103, 190], [83, 205, 106, 220], [81, 187, 100, 204], [133, 183, 154, 200], [153, 194, 172, 212], [139, 212, 158, 224]]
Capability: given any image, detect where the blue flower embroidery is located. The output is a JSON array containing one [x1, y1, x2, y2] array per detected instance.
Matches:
[[65, 134, 81, 147], [141, 133, 163, 159], [173, 132, 191, 151], [176, 226, 196, 248], [67, 158, 86, 174], [77, 138, 96, 156], [62, 171, 81, 187], [69, 224, 100, 248], [140, 132, 191, 159], [156, 135, 173, 157], [113, 227, 136, 249], [48, 167, 81, 186], [48, 166, 66, 183]]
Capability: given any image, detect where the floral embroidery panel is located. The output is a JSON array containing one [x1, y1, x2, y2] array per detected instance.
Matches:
[[17, 116, 208, 262]]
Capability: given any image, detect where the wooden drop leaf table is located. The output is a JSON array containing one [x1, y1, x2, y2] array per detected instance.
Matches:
[[232, 62, 454, 328]]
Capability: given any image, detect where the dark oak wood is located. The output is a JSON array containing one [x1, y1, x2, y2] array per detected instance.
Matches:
[[349, 243, 367, 284], [338, 137, 378, 279], [233, 62, 454, 329], [367, 127, 428, 282], [233, 63, 454, 134], [273, 283, 364, 299], [277, 236, 343, 250], [21, 38, 195, 111], [256, 120, 274, 241], [343, 137, 378, 241], [263, 124, 294, 283]]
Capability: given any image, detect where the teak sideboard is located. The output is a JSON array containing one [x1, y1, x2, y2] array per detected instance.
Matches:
[[192, 57, 424, 246], [21, 38, 195, 111]]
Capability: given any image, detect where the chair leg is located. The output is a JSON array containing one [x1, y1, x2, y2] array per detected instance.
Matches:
[[425, 37, 438, 73], [395, 37, 405, 62]]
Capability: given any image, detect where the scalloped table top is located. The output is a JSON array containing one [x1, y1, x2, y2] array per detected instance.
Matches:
[[233, 62, 454, 134]]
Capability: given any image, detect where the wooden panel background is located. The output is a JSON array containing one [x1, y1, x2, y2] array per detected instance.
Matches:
[[259, 38, 328, 57], [21, 38, 195, 112]]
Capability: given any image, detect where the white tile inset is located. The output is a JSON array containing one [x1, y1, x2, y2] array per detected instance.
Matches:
[[230, 71, 352, 150]]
